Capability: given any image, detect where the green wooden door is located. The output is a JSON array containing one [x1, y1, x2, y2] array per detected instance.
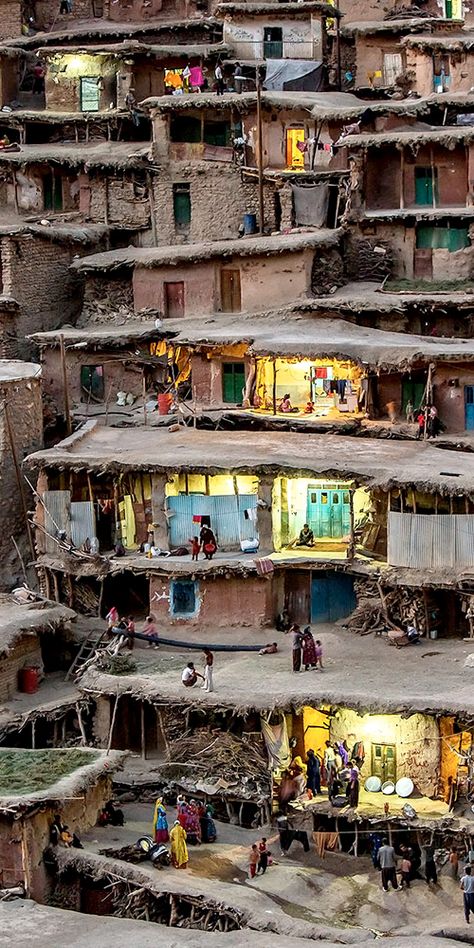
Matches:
[[415, 167, 437, 206], [402, 380, 425, 414], [43, 172, 63, 211], [222, 362, 245, 403]]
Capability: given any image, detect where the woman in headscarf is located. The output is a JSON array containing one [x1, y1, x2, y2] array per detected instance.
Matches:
[[170, 820, 188, 868], [185, 799, 202, 844], [198, 802, 217, 843], [152, 798, 169, 843], [176, 794, 187, 829], [302, 627, 317, 670]]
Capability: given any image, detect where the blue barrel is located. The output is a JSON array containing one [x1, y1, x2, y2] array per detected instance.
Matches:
[[243, 212, 257, 235]]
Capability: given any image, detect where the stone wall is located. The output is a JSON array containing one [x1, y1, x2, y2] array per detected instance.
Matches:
[[0, 368, 43, 586], [0, 234, 95, 358], [150, 162, 275, 244]]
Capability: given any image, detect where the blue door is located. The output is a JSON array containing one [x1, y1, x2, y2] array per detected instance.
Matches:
[[311, 573, 356, 624], [306, 487, 351, 539], [465, 386, 474, 430]]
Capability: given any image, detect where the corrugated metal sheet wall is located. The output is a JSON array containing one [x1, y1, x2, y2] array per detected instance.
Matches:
[[71, 501, 96, 548], [168, 494, 258, 548], [388, 511, 474, 568], [42, 490, 71, 554]]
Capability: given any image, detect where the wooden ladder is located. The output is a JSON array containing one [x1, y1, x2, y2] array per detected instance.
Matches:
[[65, 630, 108, 680]]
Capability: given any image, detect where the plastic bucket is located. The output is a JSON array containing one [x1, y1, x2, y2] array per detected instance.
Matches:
[[157, 393, 172, 416], [243, 212, 257, 235], [429, 629, 439, 640], [19, 666, 39, 694]]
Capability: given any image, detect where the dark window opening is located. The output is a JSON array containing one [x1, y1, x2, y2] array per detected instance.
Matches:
[[203, 120, 232, 146], [170, 115, 201, 143], [171, 580, 197, 615], [81, 364, 105, 401]]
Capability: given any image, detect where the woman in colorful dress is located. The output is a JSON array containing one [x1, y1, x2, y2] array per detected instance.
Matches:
[[170, 820, 188, 868], [152, 798, 169, 843], [302, 627, 317, 670], [184, 799, 202, 844]]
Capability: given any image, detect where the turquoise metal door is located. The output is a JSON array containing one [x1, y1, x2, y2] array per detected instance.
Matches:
[[311, 573, 356, 623], [306, 488, 351, 539], [465, 386, 474, 430]]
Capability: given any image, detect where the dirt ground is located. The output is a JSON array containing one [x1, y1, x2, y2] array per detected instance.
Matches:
[[83, 620, 474, 718], [77, 802, 471, 944]]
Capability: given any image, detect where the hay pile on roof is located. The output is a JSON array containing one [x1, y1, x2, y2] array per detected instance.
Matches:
[[0, 748, 98, 796]]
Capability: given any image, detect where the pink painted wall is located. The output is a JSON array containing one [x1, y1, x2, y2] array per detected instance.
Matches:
[[149, 573, 275, 630]]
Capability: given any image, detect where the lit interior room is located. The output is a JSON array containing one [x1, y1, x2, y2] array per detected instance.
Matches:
[[251, 357, 364, 417]]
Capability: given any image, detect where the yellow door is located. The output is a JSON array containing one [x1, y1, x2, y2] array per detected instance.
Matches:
[[286, 128, 305, 170]]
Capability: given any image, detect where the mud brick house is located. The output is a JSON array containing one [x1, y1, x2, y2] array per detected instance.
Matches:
[[339, 120, 474, 284], [401, 31, 474, 96], [38, 42, 229, 112], [0, 596, 75, 704], [24, 424, 474, 634], [215, 0, 337, 68], [0, 747, 125, 899], [72, 231, 342, 316]]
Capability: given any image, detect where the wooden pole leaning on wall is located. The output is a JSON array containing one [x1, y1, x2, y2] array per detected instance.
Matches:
[[3, 401, 36, 562], [256, 66, 265, 236], [59, 334, 72, 437]]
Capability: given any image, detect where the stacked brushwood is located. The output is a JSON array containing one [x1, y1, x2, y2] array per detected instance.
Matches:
[[343, 586, 427, 636], [166, 727, 270, 801]]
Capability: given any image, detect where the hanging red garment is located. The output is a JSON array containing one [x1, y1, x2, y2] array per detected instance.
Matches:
[[316, 367, 327, 379]]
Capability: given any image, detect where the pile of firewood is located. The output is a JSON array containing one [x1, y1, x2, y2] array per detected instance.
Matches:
[[343, 585, 428, 636], [167, 727, 270, 798]]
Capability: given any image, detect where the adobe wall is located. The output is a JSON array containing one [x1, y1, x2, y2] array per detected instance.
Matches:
[[352, 35, 406, 89], [149, 572, 275, 630], [82, 173, 151, 230], [222, 15, 322, 61], [0, 635, 42, 702], [150, 162, 276, 243], [330, 708, 440, 797], [33, 0, 95, 32], [41, 346, 147, 417], [0, 234, 98, 357], [365, 145, 468, 211], [44, 55, 120, 112], [0, 369, 43, 584], [21, 771, 114, 902], [191, 352, 250, 406], [133, 259, 217, 316], [0, 0, 21, 40], [133, 248, 313, 315], [433, 362, 474, 432], [0, 58, 19, 106], [406, 47, 474, 96]]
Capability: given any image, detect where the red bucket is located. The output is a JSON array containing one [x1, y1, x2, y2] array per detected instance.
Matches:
[[158, 393, 172, 416], [19, 666, 39, 694]]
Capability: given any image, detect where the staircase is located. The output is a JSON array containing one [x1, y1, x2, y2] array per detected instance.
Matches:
[[65, 630, 108, 680]]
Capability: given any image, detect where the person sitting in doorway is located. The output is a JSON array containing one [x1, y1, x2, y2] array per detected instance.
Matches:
[[297, 523, 314, 547], [181, 661, 204, 688], [278, 393, 298, 413]]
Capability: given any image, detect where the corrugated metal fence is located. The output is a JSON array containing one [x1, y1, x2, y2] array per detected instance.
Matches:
[[168, 494, 258, 548], [42, 491, 95, 552], [388, 511, 474, 569]]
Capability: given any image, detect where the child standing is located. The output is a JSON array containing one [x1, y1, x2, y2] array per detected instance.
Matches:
[[248, 844, 259, 879], [315, 639, 324, 670], [400, 854, 411, 888], [189, 536, 201, 561], [258, 837, 269, 874]]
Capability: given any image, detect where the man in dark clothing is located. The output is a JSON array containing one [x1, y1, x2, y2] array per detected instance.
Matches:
[[378, 838, 398, 891], [306, 749, 321, 795], [423, 843, 438, 884]]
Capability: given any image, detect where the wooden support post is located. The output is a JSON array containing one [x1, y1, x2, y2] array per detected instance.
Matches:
[[59, 334, 72, 436], [140, 701, 146, 760], [256, 66, 264, 235], [107, 692, 120, 754], [347, 489, 355, 560], [400, 149, 405, 210], [31, 720, 35, 749], [272, 359, 277, 415], [76, 703, 87, 745]]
